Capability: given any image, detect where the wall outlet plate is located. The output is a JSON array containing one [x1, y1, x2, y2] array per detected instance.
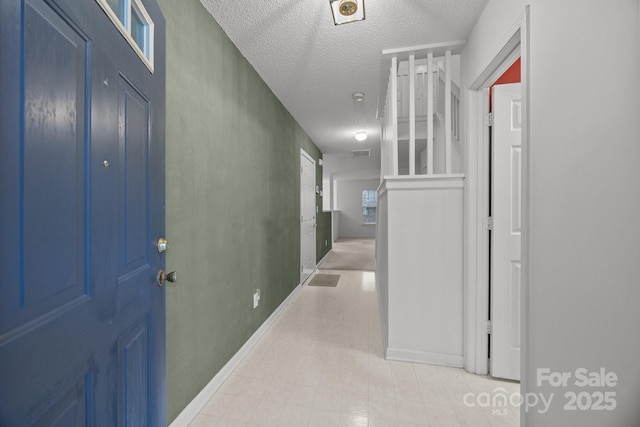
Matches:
[[253, 289, 261, 309]]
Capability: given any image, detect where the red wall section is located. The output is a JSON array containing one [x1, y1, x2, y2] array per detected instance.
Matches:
[[490, 57, 521, 111]]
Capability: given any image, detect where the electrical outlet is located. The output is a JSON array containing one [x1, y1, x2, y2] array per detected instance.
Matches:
[[253, 289, 261, 309]]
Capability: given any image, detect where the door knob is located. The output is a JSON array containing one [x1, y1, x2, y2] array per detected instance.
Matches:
[[157, 269, 177, 286]]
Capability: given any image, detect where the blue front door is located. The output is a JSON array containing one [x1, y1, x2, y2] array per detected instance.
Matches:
[[0, 0, 166, 425]]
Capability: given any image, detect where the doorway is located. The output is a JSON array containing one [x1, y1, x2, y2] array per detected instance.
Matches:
[[300, 149, 316, 283], [464, 10, 529, 390]]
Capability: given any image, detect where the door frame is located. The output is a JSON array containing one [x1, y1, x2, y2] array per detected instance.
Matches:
[[300, 148, 316, 283], [463, 6, 529, 392]]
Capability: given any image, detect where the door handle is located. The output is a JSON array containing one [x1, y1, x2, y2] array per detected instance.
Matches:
[[157, 270, 177, 286]]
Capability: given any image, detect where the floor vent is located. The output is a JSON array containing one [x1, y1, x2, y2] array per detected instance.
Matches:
[[352, 149, 371, 157]]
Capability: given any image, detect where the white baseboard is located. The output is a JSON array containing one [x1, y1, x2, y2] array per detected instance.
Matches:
[[169, 282, 304, 427], [386, 347, 464, 368], [316, 249, 332, 269]]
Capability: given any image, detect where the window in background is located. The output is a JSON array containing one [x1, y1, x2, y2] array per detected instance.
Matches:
[[362, 190, 377, 224]]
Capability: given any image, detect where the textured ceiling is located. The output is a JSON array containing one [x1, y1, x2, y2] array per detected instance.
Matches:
[[199, 0, 489, 155]]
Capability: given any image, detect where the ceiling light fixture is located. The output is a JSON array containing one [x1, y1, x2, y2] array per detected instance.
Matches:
[[352, 92, 365, 102], [330, 0, 365, 25], [355, 131, 368, 141]]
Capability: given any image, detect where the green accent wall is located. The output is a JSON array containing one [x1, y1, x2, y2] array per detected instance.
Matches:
[[157, 0, 331, 422]]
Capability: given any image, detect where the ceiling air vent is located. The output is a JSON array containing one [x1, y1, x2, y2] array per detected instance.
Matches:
[[352, 149, 371, 158]]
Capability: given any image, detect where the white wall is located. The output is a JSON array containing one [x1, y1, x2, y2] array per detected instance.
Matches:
[[336, 178, 379, 238], [331, 211, 340, 243], [464, 1, 640, 425], [526, 2, 640, 425], [462, 0, 526, 89]]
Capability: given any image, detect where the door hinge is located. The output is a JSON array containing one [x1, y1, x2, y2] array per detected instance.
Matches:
[[301, 265, 304, 273], [487, 216, 493, 230], [486, 320, 492, 335], [484, 112, 494, 127]]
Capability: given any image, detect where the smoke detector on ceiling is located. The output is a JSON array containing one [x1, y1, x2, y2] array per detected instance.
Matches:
[[352, 92, 365, 102]]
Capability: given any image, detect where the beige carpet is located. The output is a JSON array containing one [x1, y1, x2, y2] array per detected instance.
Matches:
[[307, 273, 340, 287], [319, 238, 375, 271]]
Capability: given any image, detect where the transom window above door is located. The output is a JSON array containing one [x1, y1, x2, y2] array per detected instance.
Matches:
[[96, 0, 154, 72]]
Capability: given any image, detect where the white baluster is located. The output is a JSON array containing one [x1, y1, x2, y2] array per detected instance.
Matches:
[[391, 56, 398, 176], [427, 53, 434, 175], [409, 54, 416, 176], [445, 50, 452, 174]]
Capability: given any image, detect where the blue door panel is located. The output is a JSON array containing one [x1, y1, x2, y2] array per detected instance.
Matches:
[[33, 371, 91, 427], [1, 308, 98, 425], [23, 0, 89, 310], [91, 49, 120, 300], [0, 0, 90, 334], [119, 77, 151, 278], [118, 317, 150, 427], [0, 0, 166, 425]]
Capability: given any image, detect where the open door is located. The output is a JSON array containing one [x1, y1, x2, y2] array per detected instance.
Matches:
[[491, 83, 522, 381], [0, 0, 166, 424], [300, 150, 316, 283]]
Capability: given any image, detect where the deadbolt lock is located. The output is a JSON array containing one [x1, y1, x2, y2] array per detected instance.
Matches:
[[157, 237, 168, 253]]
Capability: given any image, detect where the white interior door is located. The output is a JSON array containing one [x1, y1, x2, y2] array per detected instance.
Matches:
[[300, 150, 316, 283], [491, 83, 522, 381]]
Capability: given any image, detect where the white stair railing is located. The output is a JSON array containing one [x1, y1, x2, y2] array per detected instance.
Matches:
[[379, 41, 463, 177]]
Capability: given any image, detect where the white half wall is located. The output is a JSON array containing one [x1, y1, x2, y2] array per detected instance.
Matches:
[[377, 175, 465, 367], [336, 178, 379, 238], [375, 185, 389, 348]]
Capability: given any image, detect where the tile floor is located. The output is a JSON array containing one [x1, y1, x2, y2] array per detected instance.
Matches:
[[189, 267, 520, 427]]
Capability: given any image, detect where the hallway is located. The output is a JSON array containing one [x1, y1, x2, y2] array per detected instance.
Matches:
[[188, 239, 519, 427]]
